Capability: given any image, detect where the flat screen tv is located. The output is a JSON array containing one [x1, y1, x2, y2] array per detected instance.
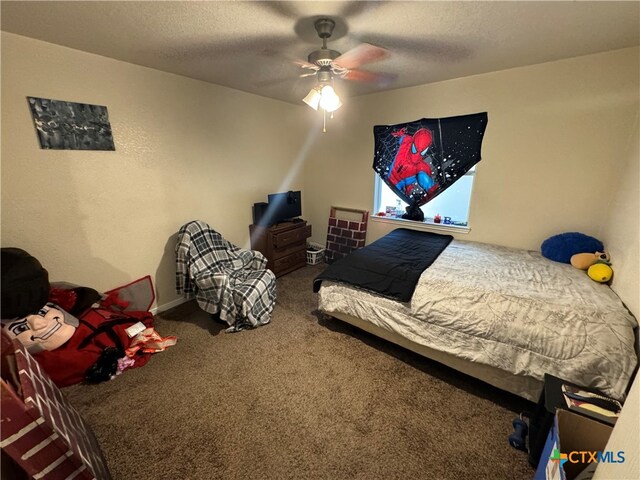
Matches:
[[267, 190, 302, 225]]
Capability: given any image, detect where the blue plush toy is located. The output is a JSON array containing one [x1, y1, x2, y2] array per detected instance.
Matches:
[[540, 232, 604, 264]]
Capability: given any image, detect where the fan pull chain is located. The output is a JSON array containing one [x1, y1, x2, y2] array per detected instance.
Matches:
[[323, 109, 326, 133]]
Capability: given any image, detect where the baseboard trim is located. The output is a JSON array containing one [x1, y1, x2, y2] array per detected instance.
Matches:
[[151, 296, 191, 315]]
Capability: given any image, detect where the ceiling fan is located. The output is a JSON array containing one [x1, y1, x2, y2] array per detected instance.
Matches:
[[300, 18, 392, 84], [298, 17, 393, 121]]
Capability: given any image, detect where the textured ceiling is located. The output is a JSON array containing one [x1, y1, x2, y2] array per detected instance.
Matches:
[[2, 1, 639, 105]]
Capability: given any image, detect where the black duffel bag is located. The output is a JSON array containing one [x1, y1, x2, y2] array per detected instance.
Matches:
[[1, 248, 50, 319]]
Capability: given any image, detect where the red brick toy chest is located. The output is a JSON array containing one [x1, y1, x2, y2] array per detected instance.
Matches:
[[1, 333, 111, 479]]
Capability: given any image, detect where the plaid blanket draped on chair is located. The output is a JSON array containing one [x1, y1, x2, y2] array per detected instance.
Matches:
[[175, 221, 276, 332]]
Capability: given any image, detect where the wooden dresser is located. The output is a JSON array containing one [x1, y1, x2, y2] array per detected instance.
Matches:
[[249, 220, 312, 277]]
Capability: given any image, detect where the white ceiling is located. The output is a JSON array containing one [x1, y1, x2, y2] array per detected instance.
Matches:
[[2, 1, 639, 105]]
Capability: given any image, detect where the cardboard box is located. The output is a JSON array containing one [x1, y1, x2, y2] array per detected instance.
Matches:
[[535, 409, 613, 480]]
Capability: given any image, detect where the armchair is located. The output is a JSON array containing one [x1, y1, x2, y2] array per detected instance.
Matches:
[[175, 221, 276, 332]]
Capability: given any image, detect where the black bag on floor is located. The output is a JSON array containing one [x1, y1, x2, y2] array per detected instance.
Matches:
[[1, 248, 50, 319]]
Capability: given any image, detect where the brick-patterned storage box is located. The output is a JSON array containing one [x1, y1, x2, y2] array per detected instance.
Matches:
[[1, 333, 111, 480], [325, 207, 369, 264]]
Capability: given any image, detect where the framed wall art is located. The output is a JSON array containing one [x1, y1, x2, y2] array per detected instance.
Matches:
[[27, 96, 115, 151]]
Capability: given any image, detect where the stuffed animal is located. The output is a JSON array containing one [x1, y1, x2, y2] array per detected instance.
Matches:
[[541, 232, 604, 263], [570, 251, 610, 270], [1, 257, 164, 386], [2, 303, 78, 353], [588, 263, 613, 283], [569, 250, 613, 283]]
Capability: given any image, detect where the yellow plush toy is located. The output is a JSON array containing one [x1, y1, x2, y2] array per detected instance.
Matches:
[[588, 263, 613, 283], [570, 251, 610, 270]]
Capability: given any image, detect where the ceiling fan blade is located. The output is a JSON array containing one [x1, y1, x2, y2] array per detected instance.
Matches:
[[333, 43, 390, 69], [339, 1, 387, 18], [256, 1, 300, 19], [299, 71, 317, 78], [344, 69, 397, 87], [298, 62, 320, 71], [261, 49, 318, 70], [360, 34, 471, 62]]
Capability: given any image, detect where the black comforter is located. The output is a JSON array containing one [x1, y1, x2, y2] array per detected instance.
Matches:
[[312, 228, 453, 302]]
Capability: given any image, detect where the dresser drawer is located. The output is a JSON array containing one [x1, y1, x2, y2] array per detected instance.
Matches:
[[273, 225, 311, 249], [272, 242, 305, 260], [273, 249, 306, 273]]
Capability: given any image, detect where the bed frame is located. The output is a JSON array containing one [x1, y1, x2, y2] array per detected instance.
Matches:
[[325, 309, 543, 402]]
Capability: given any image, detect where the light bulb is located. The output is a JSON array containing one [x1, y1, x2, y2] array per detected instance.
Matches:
[[302, 88, 321, 110], [319, 85, 342, 112]]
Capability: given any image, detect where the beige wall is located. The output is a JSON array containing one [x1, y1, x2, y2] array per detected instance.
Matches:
[[597, 119, 639, 480], [303, 47, 639, 253], [593, 371, 639, 480], [600, 115, 639, 319], [1, 32, 306, 310]]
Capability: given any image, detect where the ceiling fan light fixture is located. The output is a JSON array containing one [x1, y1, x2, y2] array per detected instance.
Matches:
[[303, 87, 322, 110], [319, 84, 342, 112], [303, 83, 341, 113]]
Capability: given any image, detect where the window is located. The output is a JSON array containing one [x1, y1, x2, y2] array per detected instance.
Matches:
[[373, 167, 476, 227]]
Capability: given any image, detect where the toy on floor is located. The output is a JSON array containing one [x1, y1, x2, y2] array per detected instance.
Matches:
[[3, 303, 79, 353], [508, 414, 529, 452], [1, 247, 176, 386]]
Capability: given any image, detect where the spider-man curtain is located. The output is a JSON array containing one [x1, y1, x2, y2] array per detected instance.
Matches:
[[373, 113, 488, 220]]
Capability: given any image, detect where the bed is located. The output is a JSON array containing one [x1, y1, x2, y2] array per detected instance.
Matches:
[[314, 229, 638, 401]]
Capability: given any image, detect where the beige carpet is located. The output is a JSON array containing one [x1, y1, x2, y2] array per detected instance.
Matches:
[[63, 264, 535, 479]]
